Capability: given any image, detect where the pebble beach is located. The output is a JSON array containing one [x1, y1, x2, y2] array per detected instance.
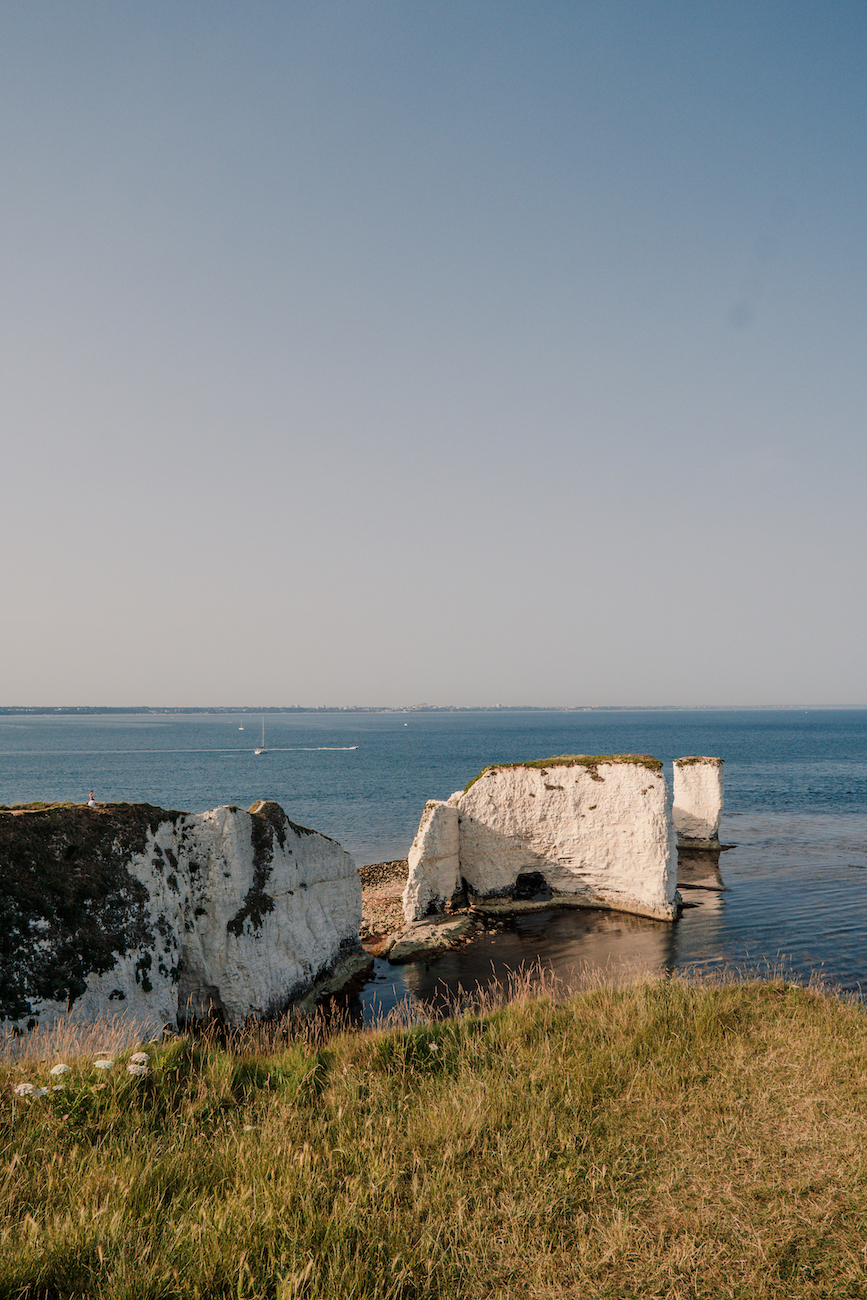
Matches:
[[358, 859, 407, 951]]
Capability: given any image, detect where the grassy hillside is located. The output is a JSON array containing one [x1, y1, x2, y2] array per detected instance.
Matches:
[[4, 976, 867, 1299]]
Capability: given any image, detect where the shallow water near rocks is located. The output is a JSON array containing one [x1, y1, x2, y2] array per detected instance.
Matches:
[[345, 809, 867, 1024]]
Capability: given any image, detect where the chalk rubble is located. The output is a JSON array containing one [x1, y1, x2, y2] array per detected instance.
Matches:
[[1, 800, 361, 1033], [672, 758, 724, 847], [403, 757, 678, 925]]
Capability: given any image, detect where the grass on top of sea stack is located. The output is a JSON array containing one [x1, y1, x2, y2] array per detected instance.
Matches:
[[462, 754, 663, 792], [4, 975, 867, 1299]]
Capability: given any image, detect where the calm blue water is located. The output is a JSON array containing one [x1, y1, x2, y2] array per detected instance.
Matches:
[[3, 709, 867, 1013]]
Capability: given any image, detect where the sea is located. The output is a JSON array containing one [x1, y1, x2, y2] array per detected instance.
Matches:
[[2, 708, 867, 1022]]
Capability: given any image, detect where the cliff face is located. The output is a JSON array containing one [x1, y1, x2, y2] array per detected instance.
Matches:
[[403, 755, 678, 925], [0, 800, 360, 1032]]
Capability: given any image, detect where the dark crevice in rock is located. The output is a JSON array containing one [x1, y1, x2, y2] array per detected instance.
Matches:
[[226, 806, 277, 937], [513, 871, 553, 902]]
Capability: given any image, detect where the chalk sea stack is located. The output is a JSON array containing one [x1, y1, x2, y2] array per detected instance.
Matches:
[[672, 757, 725, 849], [403, 755, 679, 925]]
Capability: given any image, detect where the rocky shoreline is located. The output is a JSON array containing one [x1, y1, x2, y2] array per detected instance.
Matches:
[[358, 859, 408, 953], [357, 859, 481, 963], [359, 858, 482, 961]]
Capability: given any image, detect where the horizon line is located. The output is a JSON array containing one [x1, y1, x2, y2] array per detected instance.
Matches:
[[2, 704, 866, 715]]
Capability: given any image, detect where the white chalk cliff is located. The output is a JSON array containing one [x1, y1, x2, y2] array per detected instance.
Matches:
[[1, 800, 361, 1033], [672, 758, 724, 846], [403, 795, 462, 922], [403, 756, 678, 925]]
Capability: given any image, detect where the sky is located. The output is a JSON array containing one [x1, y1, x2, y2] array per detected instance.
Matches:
[[2, 1, 865, 708]]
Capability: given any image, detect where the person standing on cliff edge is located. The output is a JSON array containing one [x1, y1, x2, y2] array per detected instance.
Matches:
[[87, 790, 96, 807]]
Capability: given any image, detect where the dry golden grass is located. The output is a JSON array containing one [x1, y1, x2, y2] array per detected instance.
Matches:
[[1, 1008, 152, 1065], [4, 974, 867, 1298]]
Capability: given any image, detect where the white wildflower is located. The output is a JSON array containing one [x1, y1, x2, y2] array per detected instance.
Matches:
[[94, 1060, 114, 1070], [14, 1082, 36, 1098], [129, 1052, 150, 1066], [428, 1041, 439, 1052], [52, 1085, 66, 1092], [126, 1063, 149, 1077], [33, 1087, 49, 1097], [50, 1063, 70, 1076]]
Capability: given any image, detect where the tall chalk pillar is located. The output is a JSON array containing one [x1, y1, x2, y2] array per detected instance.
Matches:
[[672, 757, 724, 848], [402, 799, 462, 922]]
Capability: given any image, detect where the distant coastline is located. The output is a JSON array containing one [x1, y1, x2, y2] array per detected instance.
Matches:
[[2, 704, 865, 716]]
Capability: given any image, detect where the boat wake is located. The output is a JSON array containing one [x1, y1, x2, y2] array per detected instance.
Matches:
[[251, 746, 360, 752], [2, 746, 360, 756]]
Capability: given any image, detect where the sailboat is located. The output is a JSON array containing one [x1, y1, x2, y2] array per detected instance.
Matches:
[[254, 717, 267, 754]]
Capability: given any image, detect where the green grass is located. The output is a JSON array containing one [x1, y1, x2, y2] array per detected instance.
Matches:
[[0, 803, 77, 813], [4, 976, 867, 1298]]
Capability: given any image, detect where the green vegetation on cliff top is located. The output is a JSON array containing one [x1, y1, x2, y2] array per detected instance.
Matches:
[[463, 753, 663, 792], [4, 975, 867, 1299]]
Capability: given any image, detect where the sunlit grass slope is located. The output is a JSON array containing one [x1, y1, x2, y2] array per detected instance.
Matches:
[[4, 977, 867, 1299]]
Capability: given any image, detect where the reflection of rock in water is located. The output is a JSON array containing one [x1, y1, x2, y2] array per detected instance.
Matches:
[[677, 846, 725, 892], [345, 856, 734, 1025], [399, 905, 679, 1016]]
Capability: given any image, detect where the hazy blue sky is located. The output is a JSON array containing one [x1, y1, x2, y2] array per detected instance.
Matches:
[[3, 2, 865, 707]]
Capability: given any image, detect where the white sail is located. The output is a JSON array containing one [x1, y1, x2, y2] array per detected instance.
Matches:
[[254, 717, 266, 754]]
